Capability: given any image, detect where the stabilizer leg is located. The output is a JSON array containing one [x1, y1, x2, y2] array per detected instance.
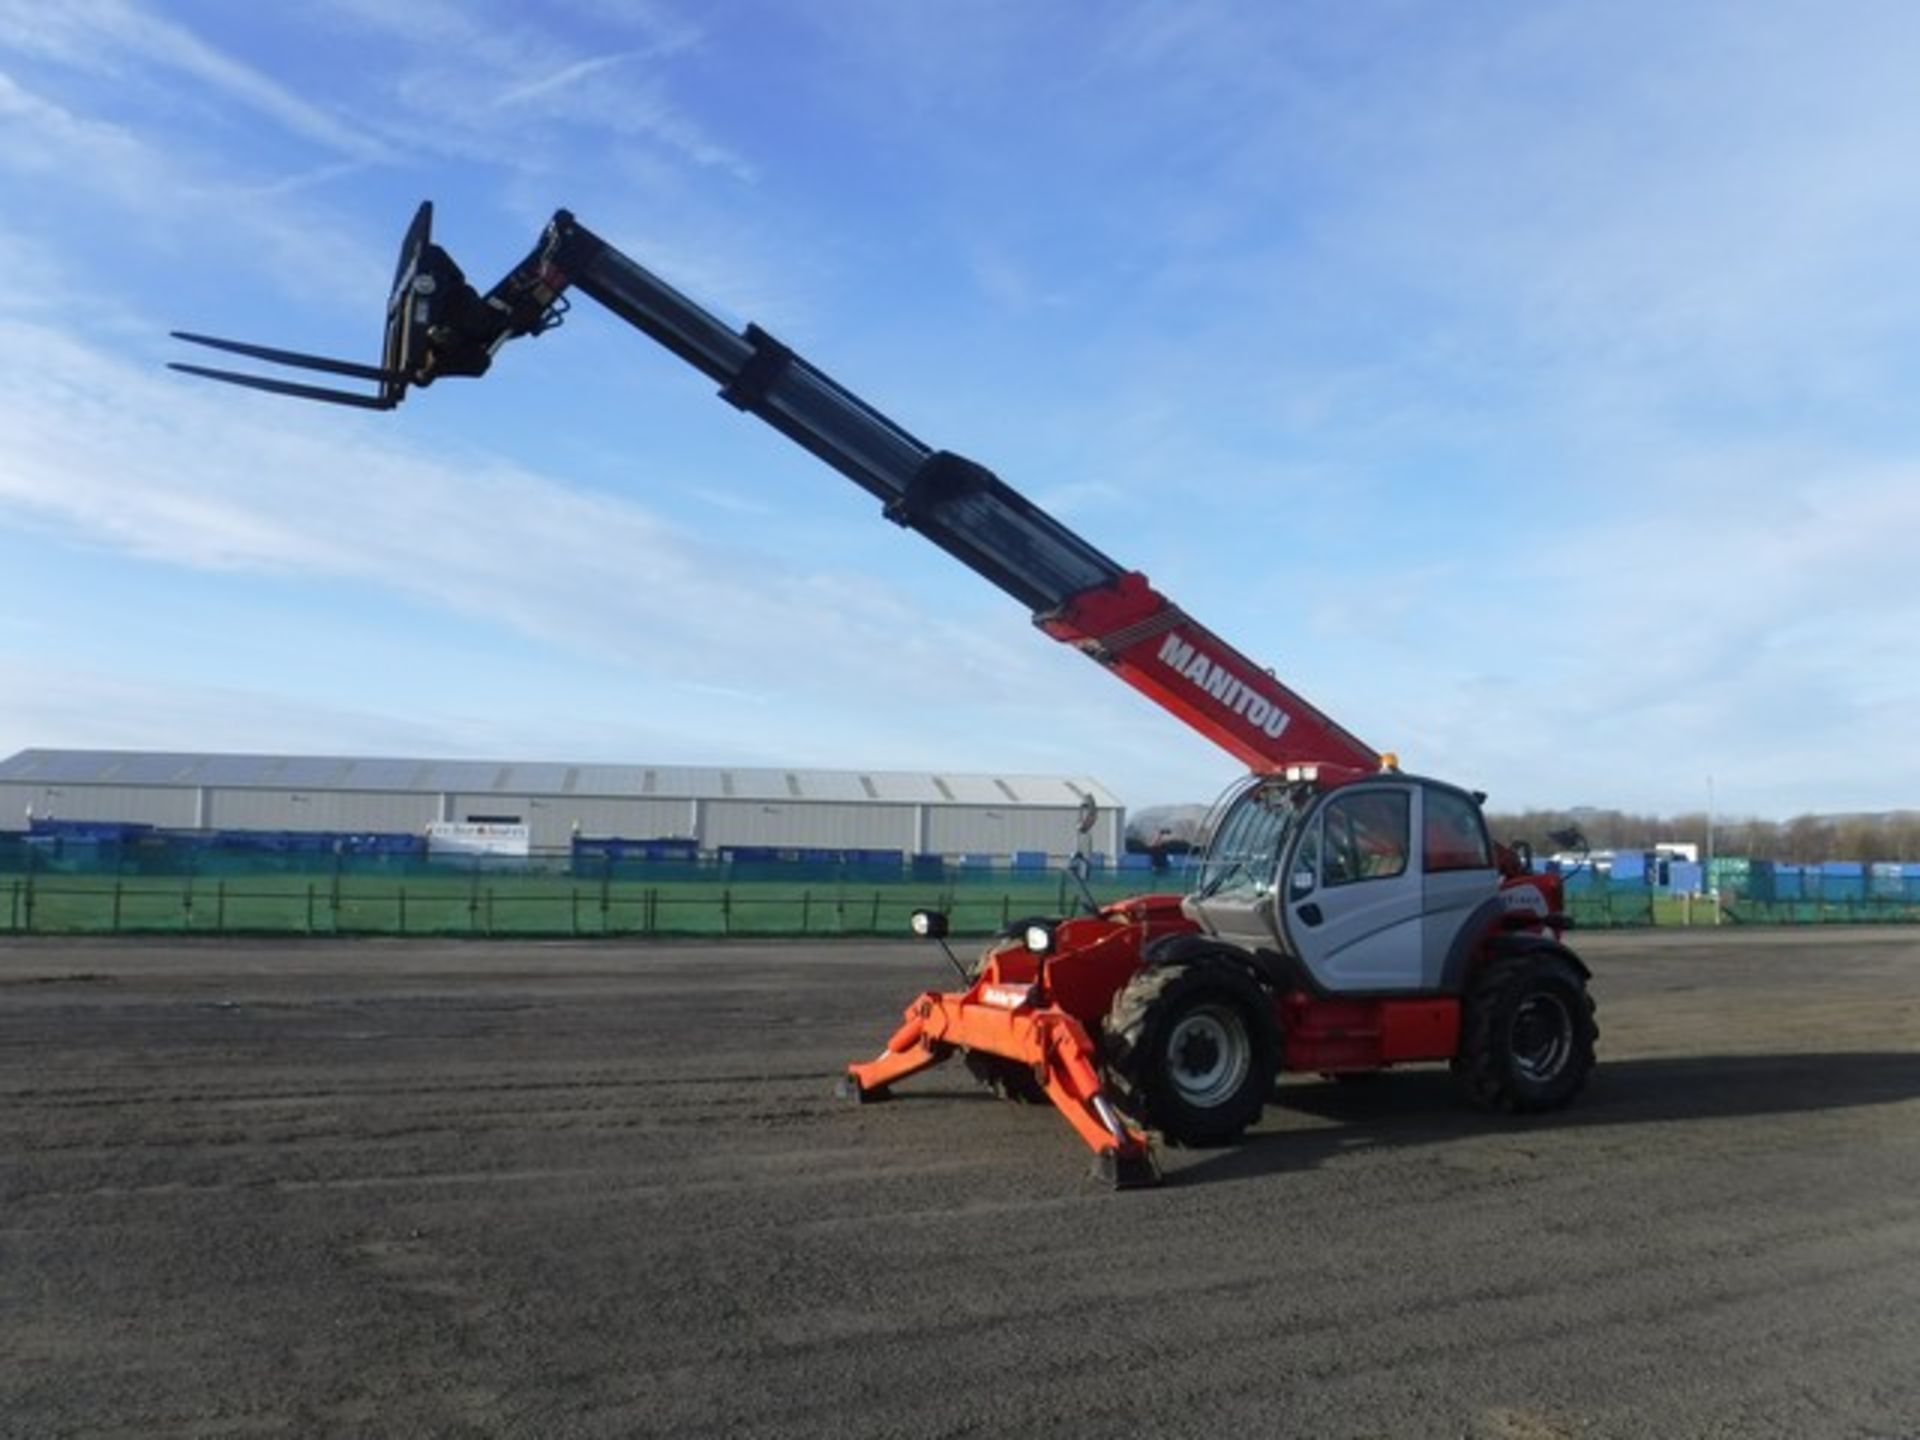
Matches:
[[1034, 1015, 1161, 1187], [838, 993, 1161, 1187], [840, 996, 954, 1100]]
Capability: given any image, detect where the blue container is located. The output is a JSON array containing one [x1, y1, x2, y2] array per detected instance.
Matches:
[[574, 836, 699, 866], [1011, 850, 1047, 871], [1819, 861, 1866, 901], [27, 818, 153, 844]]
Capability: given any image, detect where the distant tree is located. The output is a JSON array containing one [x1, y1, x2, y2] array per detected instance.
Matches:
[[1886, 813, 1920, 862], [1741, 818, 1783, 859], [1404, 802, 1915, 865], [1782, 814, 1836, 864], [1833, 816, 1883, 863], [1665, 811, 1708, 856]]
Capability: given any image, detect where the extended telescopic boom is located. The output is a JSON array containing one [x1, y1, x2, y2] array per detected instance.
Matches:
[[173, 205, 1382, 780]]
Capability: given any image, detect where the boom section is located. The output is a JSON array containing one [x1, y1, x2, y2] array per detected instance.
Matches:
[[437, 210, 1380, 778]]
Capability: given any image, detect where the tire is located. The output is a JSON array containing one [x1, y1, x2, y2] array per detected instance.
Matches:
[[1453, 949, 1598, 1113], [963, 1050, 1047, 1104], [1102, 958, 1277, 1146]]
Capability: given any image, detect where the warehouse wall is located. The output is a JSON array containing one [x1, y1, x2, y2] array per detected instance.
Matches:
[[925, 805, 1090, 858], [1, 783, 198, 829], [205, 789, 436, 833], [702, 800, 915, 851], [2, 782, 1122, 862]]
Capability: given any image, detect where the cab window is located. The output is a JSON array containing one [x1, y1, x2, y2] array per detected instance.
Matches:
[[1320, 790, 1409, 887], [1194, 779, 1300, 900], [1423, 788, 1493, 872]]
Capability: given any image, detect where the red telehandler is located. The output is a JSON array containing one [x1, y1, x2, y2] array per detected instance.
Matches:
[[172, 203, 1598, 1187]]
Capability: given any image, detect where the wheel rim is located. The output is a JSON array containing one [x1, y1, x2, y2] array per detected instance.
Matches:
[[1509, 990, 1574, 1082], [1166, 1003, 1252, 1108]]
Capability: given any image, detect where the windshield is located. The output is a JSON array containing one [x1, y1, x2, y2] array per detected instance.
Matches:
[[1192, 777, 1302, 901]]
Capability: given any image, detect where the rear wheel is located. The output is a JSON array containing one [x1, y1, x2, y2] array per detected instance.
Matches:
[[1454, 950, 1597, 1112], [1103, 958, 1277, 1145]]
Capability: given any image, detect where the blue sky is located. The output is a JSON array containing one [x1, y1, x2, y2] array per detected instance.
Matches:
[[2, 1, 1918, 820]]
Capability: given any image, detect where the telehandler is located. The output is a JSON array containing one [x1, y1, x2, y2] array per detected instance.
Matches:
[[174, 204, 1597, 1187]]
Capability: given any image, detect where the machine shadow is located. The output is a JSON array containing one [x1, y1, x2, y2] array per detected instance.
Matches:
[[1170, 1050, 1920, 1188]]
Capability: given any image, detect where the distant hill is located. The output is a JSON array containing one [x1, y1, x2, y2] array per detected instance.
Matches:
[[1131, 799, 1920, 865]]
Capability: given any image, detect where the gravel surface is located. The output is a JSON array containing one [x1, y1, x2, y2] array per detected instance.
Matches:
[[2, 929, 1916, 1438]]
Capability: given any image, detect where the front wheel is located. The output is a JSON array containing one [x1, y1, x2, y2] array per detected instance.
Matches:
[[1103, 959, 1277, 1146], [1453, 949, 1598, 1113]]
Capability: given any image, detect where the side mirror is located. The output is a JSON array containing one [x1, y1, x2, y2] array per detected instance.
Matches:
[[1511, 841, 1535, 871], [909, 909, 950, 940]]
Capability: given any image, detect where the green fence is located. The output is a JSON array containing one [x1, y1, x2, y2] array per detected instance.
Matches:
[[0, 856, 1156, 939], [6, 846, 1916, 940], [1565, 888, 1920, 928]]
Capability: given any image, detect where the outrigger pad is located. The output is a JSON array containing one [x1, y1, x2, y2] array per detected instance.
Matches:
[[835, 1073, 887, 1104], [1093, 1148, 1163, 1190]]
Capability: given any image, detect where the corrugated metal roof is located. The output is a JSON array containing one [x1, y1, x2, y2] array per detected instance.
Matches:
[[0, 748, 1122, 809]]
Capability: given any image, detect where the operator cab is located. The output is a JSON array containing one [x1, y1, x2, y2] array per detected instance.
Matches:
[[1185, 773, 1502, 994]]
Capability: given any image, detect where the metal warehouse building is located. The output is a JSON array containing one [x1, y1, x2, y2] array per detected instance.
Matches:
[[0, 749, 1124, 861]]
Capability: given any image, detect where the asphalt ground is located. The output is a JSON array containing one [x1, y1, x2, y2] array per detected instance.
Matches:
[[1, 928, 1916, 1439]]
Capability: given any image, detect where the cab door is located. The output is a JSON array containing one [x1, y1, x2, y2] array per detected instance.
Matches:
[[1281, 783, 1426, 992], [1418, 783, 1501, 988]]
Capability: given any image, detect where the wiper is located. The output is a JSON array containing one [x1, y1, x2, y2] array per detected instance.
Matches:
[[1197, 858, 1246, 899]]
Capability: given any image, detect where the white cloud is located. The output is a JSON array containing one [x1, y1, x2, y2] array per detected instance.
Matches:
[[4, 3, 1920, 818], [0, 70, 148, 190], [0, 313, 1059, 717], [493, 52, 644, 110], [318, 0, 751, 182], [0, 657, 460, 763], [0, 71, 388, 305], [0, 0, 388, 161]]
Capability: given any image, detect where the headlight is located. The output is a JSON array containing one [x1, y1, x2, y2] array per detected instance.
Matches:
[[1023, 922, 1054, 955], [909, 909, 950, 940]]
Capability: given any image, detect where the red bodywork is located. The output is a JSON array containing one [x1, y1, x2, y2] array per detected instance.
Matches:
[[1039, 571, 1380, 781]]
